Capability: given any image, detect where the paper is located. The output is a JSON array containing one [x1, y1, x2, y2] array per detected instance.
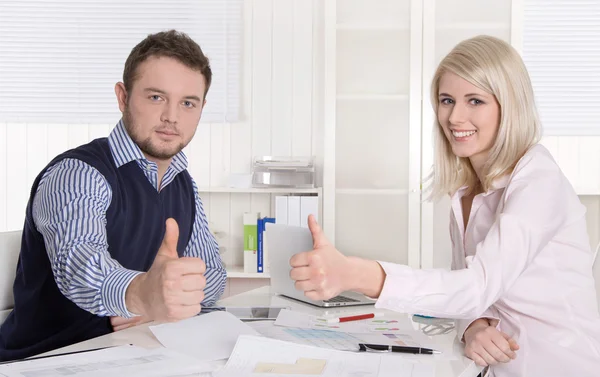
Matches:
[[150, 311, 260, 361], [275, 309, 415, 334], [215, 335, 435, 377], [249, 320, 365, 351], [249, 320, 457, 361], [0, 345, 214, 377]]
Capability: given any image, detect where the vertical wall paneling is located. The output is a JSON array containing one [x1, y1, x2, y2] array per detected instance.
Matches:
[[5, 123, 27, 231], [228, 0, 254, 178], [271, 0, 294, 157], [88, 124, 111, 141], [47, 124, 70, 163], [209, 123, 231, 187], [251, 0, 274, 158], [0, 123, 7, 230], [579, 137, 600, 192], [186, 123, 212, 187], [229, 122, 252, 176], [557, 137, 580, 191], [420, 0, 436, 269], [409, 0, 424, 269], [292, 0, 314, 158], [229, 193, 251, 269], [68, 124, 89, 150], [250, 193, 271, 218], [208, 192, 231, 267], [321, 0, 336, 240], [539, 136, 559, 158], [26, 123, 48, 192]]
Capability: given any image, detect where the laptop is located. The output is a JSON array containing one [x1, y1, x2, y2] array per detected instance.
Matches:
[[266, 223, 374, 307]]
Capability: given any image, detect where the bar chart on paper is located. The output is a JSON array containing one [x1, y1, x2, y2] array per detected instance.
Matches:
[[250, 322, 362, 351]]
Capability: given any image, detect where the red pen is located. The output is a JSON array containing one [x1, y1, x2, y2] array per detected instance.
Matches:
[[326, 312, 384, 323]]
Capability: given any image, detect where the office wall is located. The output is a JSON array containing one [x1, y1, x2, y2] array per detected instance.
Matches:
[[0, 0, 321, 238], [0, 0, 598, 289]]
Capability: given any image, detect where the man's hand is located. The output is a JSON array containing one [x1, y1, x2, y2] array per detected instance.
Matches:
[[110, 315, 150, 332], [125, 218, 207, 322], [464, 318, 520, 367]]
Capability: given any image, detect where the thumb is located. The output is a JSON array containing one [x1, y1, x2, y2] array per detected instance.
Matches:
[[308, 214, 329, 248], [158, 218, 179, 259], [500, 332, 520, 351]]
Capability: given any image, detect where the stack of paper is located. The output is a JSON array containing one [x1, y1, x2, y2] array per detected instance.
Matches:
[[0, 345, 214, 377], [215, 335, 435, 377]]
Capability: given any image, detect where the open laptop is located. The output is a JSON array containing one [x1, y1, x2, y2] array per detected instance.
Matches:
[[266, 223, 373, 307]]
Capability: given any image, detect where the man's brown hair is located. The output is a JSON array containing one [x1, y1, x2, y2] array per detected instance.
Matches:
[[123, 30, 212, 98]]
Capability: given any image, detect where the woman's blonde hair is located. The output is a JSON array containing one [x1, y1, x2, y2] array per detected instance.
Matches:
[[428, 35, 541, 199]]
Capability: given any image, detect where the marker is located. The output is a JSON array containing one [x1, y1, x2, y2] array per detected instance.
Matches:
[[326, 312, 384, 323]]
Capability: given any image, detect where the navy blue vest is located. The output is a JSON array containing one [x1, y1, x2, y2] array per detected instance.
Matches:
[[0, 138, 195, 361]]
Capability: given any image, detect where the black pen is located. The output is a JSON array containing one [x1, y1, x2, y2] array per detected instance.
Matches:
[[358, 343, 441, 355]]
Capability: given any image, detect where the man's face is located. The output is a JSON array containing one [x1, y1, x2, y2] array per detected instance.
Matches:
[[116, 56, 206, 161]]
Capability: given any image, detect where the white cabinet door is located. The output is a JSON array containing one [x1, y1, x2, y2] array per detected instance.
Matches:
[[331, 0, 421, 266]]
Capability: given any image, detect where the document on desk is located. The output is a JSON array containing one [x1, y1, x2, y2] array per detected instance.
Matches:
[[150, 311, 260, 361], [215, 335, 435, 377], [0, 345, 214, 377], [254, 314, 457, 361], [275, 309, 415, 334]]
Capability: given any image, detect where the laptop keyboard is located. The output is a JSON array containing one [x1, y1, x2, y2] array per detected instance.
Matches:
[[322, 295, 360, 303]]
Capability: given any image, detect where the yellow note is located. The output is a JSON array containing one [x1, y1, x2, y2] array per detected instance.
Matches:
[[253, 358, 327, 375]]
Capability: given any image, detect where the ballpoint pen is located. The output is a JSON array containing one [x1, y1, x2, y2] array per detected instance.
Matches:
[[358, 343, 441, 355]]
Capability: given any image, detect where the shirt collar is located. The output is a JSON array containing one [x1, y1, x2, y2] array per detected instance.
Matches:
[[108, 119, 189, 172], [452, 174, 510, 200]]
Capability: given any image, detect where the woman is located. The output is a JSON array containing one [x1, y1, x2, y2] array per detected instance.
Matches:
[[289, 35, 600, 376]]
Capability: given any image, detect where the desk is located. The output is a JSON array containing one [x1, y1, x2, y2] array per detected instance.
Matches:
[[43, 287, 482, 377]]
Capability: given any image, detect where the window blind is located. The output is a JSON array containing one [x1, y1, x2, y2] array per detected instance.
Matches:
[[522, 0, 600, 135], [0, 0, 242, 124]]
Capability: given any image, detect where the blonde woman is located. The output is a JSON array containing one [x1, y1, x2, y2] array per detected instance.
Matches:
[[289, 36, 600, 376]]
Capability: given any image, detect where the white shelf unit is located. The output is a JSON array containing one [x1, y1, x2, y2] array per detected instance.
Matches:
[[336, 94, 409, 101], [322, 0, 422, 268], [197, 187, 321, 194], [323, 0, 516, 271], [226, 265, 271, 279], [336, 24, 410, 31], [198, 187, 322, 280]]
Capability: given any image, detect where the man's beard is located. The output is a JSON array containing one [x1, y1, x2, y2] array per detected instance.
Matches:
[[122, 106, 185, 160]]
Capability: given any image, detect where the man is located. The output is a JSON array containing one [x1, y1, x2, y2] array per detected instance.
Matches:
[[0, 30, 227, 361]]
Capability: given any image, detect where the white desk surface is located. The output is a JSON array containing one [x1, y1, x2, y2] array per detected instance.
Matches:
[[42, 287, 482, 377]]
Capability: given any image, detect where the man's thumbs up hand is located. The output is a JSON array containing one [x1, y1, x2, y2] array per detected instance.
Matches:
[[156, 218, 180, 259], [125, 218, 207, 322]]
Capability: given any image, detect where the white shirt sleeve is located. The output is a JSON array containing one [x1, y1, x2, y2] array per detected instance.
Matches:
[[375, 153, 574, 319]]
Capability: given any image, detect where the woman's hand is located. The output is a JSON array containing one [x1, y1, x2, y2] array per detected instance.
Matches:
[[289, 215, 386, 300], [464, 318, 519, 367]]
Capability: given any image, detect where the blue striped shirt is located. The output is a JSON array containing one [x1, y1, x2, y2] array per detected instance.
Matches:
[[32, 120, 227, 318]]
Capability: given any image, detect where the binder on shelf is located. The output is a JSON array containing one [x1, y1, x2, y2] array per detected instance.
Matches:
[[243, 212, 260, 274], [287, 196, 301, 227], [300, 196, 319, 228], [275, 196, 288, 225], [257, 217, 275, 273]]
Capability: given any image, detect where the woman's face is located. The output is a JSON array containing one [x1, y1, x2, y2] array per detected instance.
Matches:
[[437, 72, 501, 168]]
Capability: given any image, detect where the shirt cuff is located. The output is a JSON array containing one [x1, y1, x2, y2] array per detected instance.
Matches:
[[101, 267, 143, 318], [373, 261, 418, 312], [455, 309, 502, 343]]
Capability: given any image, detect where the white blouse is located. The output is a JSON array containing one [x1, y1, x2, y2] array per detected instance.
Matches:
[[375, 145, 600, 377]]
